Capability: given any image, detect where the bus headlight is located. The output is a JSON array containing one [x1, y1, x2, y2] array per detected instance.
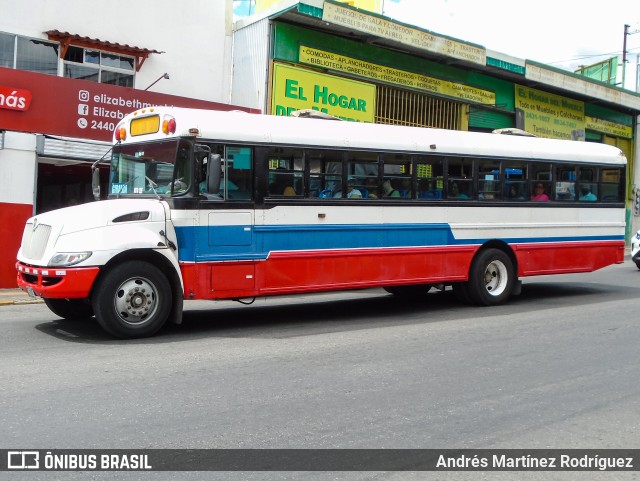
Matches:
[[48, 252, 93, 267]]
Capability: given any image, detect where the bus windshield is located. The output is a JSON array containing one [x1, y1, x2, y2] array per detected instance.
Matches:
[[110, 139, 192, 196]]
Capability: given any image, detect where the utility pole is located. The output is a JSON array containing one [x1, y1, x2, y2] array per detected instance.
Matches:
[[622, 24, 640, 89], [622, 24, 629, 88]]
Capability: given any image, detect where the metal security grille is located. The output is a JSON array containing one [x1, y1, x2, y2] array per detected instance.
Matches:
[[375, 85, 463, 130]]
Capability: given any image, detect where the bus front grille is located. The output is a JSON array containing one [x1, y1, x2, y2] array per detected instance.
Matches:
[[21, 223, 52, 260]]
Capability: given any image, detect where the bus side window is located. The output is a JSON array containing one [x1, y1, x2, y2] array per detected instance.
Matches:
[[308, 149, 342, 198], [382, 153, 412, 200], [555, 166, 576, 201], [267, 147, 303, 197], [416, 157, 444, 200], [446, 156, 473, 200], [348, 152, 379, 199], [477, 160, 501, 201], [224, 146, 253, 201], [600, 168, 623, 202]]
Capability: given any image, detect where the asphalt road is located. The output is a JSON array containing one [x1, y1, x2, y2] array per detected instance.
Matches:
[[1, 261, 640, 481]]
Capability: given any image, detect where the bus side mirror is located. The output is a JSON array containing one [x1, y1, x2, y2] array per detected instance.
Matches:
[[92, 167, 101, 200], [207, 154, 221, 194]]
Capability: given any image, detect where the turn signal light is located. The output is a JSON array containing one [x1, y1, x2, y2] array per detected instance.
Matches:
[[162, 116, 176, 134], [115, 125, 126, 141]]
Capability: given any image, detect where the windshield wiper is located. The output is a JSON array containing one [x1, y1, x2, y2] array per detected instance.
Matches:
[[146, 176, 161, 199]]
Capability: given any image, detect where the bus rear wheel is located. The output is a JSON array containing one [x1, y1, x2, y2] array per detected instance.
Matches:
[[92, 261, 172, 339], [467, 248, 515, 306], [44, 298, 94, 320]]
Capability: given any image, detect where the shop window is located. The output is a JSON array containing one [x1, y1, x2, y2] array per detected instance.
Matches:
[[0, 33, 58, 74], [63, 45, 134, 87]]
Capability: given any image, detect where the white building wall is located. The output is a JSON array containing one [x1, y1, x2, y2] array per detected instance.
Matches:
[[231, 18, 270, 111], [0, 132, 37, 208], [0, 0, 234, 104]]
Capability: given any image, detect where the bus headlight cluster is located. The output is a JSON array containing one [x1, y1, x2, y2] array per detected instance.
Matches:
[[48, 252, 93, 267]]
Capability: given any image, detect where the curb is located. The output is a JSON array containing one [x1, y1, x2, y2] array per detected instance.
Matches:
[[0, 290, 44, 306], [0, 299, 44, 306]]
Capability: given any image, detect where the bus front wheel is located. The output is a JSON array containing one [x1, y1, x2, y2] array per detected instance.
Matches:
[[92, 261, 172, 339], [467, 248, 515, 306]]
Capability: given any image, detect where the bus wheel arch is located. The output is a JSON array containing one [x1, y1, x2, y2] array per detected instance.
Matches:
[[466, 242, 518, 306], [90, 250, 182, 338]]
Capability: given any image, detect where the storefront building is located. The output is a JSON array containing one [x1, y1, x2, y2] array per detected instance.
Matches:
[[231, 0, 640, 236], [2, 0, 640, 288], [0, 0, 254, 287]]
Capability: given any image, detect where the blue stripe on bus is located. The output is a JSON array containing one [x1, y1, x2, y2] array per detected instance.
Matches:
[[174, 224, 624, 262]]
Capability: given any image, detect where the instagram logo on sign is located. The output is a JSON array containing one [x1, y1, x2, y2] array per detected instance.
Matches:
[[77, 90, 90, 128]]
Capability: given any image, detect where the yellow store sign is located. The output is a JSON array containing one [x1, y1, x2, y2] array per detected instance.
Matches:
[[515, 84, 585, 140], [585, 116, 632, 139], [271, 63, 376, 122], [300, 46, 495, 105]]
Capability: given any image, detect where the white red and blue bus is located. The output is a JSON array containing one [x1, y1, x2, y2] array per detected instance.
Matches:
[[16, 106, 627, 338]]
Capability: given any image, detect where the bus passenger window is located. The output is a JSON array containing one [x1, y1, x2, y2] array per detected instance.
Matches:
[[224, 146, 253, 201], [600, 168, 623, 202], [555, 166, 576, 201], [416, 157, 444, 200], [308, 149, 342, 198], [267, 147, 303, 196], [578, 167, 597, 201], [446, 157, 473, 199], [347, 152, 379, 199], [503, 163, 527, 200], [478, 160, 501, 200], [382, 153, 412, 199]]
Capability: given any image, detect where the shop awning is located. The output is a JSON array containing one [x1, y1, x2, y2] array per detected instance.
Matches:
[[45, 30, 164, 71]]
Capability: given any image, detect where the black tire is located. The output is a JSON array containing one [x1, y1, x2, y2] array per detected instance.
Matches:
[[91, 261, 172, 339], [44, 298, 94, 320], [467, 248, 515, 306], [383, 284, 431, 297], [635, 261, 640, 270]]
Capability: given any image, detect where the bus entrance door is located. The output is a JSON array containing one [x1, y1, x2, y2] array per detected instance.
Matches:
[[207, 211, 256, 293]]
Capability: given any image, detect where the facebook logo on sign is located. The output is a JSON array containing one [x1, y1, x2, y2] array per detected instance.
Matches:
[[7, 451, 39, 469], [78, 104, 89, 116]]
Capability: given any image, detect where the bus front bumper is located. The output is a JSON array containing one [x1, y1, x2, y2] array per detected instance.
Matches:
[[16, 262, 100, 299]]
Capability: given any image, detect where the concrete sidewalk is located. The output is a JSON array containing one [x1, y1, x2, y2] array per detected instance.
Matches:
[[0, 288, 43, 306]]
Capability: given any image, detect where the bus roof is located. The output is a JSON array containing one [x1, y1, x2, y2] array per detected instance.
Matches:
[[118, 107, 627, 165]]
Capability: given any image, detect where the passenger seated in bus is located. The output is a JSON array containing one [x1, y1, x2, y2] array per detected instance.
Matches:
[[531, 183, 550, 201], [364, 177, 379, 198], [333, 177, 362, 198], [269, 169, 297, 196], [579, 186, 597, 201], [398, 177, 412, 198], [382, 179, 401, 198], [448, 181, 469, 199], [506, 184, 525, 200]]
